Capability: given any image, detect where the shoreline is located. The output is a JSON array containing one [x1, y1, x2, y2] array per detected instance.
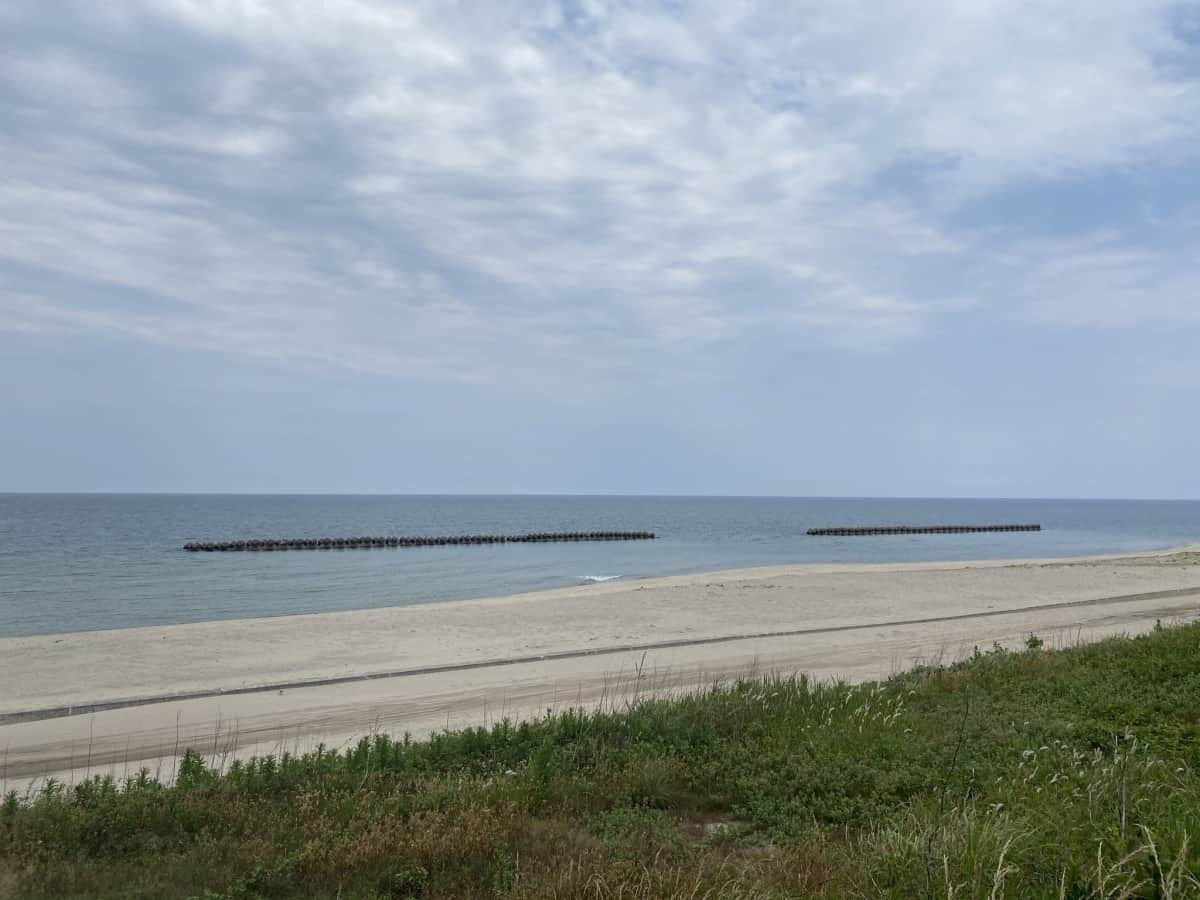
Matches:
[[3, 545, 1198, 785], [10, 541, 1200, 645]]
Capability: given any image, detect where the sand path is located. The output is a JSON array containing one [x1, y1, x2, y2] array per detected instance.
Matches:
[[2, 547, 1198, 786]]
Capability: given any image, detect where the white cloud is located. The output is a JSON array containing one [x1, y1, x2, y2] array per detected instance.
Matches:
[[991, 232, 1200, 327], [0, 0, 1197, 385]]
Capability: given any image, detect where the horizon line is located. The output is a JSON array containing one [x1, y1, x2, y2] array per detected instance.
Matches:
[[2, 491, 1198, 503]]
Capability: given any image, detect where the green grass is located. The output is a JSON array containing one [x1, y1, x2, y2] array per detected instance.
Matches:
[[3, 622, 1199, 898]]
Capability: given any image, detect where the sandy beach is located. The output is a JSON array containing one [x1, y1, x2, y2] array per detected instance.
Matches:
[[3, 546, 1199, 787]]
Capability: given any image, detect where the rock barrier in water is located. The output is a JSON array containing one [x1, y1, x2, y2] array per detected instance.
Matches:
[[806, 524, 1041, 536], [183, 531, 656, 552]]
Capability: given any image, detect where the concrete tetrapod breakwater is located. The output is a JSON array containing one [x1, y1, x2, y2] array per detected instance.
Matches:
[[183, 531, 657, 552], [806, 524, 1041, 536]]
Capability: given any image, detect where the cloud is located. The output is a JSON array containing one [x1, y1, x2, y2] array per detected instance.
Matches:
[[991, 231, 1200, 327], [0, 0, 1198, 387]]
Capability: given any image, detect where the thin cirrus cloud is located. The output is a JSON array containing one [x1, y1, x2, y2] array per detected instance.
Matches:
[[1, 0, 1198, 384]]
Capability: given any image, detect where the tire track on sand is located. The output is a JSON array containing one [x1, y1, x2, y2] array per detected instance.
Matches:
[[4, 586, 1198, 726]]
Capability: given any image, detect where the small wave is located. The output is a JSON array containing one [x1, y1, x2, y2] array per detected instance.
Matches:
[[579, 574, 622, 583]]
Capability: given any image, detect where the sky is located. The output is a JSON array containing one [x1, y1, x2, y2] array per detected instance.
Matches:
[[1, 1, 1198, 498]]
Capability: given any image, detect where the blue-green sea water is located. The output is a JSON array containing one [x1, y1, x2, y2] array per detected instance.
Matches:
[[1, 495, 1198, 637]]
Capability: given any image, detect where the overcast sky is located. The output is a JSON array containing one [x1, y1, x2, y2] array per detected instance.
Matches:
[[2, 1, 1198, 497]]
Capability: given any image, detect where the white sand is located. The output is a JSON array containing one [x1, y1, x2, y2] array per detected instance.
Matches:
[[2, 546, 1198, 787]]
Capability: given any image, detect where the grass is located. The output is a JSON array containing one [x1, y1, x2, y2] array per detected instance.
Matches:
[[2, 621, 1199, 898]]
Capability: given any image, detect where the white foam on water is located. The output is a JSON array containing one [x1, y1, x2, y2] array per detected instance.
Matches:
[[579, 574, 622, 583]]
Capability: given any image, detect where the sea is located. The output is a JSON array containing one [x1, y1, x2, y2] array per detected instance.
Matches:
[[1, 494, 1198, 638]]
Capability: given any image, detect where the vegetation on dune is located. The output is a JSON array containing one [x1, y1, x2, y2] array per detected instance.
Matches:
[[3, 622, 1200, 898]]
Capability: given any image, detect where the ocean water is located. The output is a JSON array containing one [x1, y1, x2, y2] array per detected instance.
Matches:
[[1, 494, 1198, 637]]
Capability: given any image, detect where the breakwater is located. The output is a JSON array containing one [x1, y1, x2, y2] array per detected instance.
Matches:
[[807, 524, 1041, 536], [183, 531, 656, 552]]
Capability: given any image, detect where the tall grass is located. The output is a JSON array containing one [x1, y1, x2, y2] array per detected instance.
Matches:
[[2, 622, 1199, 898]]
